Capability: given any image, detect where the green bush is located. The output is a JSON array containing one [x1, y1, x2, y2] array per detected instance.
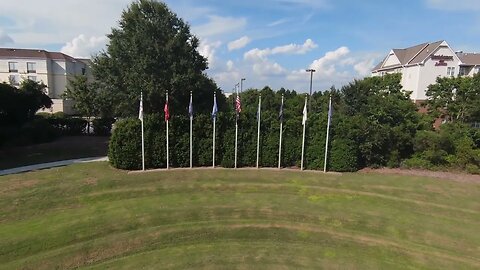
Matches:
[[47, 117, 87, 136], [93, 118, 115, 136], [108, 118, 142, 170], [466, 164, 480, 174], [329, 138, 359, 172], [401, 157, 432, 170]]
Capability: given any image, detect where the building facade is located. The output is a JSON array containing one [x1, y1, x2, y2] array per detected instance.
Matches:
[[0, 48, 92, 114], [372, 40, 480, 103]]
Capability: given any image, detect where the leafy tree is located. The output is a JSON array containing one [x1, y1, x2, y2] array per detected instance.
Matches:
[[93, 0, 225, 117], [426, 74, 480, 123], [63, 75, 98, 133], [0, 80, 52, 126], [337, 74, 419, 167]]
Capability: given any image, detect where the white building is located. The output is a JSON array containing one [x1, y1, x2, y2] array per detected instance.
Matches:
[[372, 40, 480, 103], [0, 48, 92, 114]]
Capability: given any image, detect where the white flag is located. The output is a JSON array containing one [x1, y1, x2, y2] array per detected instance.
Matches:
[[138, 93, 143, 122], [302, 97, 307, 126]]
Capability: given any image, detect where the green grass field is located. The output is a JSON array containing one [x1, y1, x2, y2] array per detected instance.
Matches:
[[0, 163, 479, 269]]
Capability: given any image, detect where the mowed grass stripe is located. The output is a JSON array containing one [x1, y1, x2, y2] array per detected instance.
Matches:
[[3, 223, 479, 269], [0, 162, 479, 269]]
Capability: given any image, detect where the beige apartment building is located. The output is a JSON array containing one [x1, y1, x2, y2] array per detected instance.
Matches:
[[0, 48, 92, 114], [372, 40, 480, 103]]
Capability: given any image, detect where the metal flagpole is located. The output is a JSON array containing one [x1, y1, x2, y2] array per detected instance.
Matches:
[[278, 94, 284, 169], [324, 95, 332, 173], [234, 119, 238, 169], [140, 92, 145, 171], [212, 93, 216, 168], [256, 94, 261, 169], [234, 86, 239, 169], [166, 91, 169, 170], [189, 91, 193, 169], [301, 95, 307, 170]]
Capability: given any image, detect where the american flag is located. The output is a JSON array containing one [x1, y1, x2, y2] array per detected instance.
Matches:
[[235, 94, 241, 115], [164, 97, 170, 122]]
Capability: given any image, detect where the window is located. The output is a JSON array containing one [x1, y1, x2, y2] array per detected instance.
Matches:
[[27, 62, 36, 73], [459, 67, 468, 76], [447, 67, 456, 77], [81, 67, 86, 75], [8, 62, 18, 72], [28, 76, 37, 82], [8, 75, 20, 86]]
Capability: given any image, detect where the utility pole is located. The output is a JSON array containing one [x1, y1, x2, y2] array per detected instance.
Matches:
[[306, 69, 315, 112]]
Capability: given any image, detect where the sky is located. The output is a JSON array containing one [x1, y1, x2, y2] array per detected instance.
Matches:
[[1, 0, 479, 93]]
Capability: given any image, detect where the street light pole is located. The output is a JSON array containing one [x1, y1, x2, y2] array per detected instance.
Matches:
[[240, 78, 246, 93], [306, 69, 315, 112]]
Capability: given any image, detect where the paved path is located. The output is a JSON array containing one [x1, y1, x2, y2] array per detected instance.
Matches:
[[0, 156, 108, 176]]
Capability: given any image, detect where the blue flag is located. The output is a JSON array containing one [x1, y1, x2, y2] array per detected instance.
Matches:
[[211, 94, 218, 120], [188, 93, 193, 119]]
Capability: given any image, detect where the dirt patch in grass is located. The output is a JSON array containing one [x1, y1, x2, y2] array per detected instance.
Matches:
[[360, 168, 480, 183], [0, 179, 39, 194]]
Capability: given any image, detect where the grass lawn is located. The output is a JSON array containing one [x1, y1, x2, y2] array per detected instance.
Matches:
[[0, 163, 479, 269], [0, 136, 109, 170]]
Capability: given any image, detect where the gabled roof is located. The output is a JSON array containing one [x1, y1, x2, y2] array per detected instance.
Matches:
[[372, 40, 445, 72], [457, 52, 480, 66], [0, 48, 78, 62]]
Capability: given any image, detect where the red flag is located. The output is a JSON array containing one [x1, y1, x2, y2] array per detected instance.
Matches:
[[164, 100, 170, 122]]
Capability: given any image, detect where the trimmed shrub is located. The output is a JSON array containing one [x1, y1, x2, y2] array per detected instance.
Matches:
[[108, 118, 142, 170], [329, 138, 359, 172]]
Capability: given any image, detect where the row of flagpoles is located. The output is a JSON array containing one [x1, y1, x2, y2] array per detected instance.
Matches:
[[138, 91, 333, 172]]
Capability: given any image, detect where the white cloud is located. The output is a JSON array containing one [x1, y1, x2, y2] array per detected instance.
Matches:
[[272, 39, 317, 54], [61, 34, 107, 58], [353, 58, 377, 76], [309, 46, 350, 76], [226, 60, 234, 71], [0, 29, 14, 45], [244, 39, 317, 61], [0, 1, 130, 47], [192, 15, 247, 38], [267, 18, 290, 27], [228, 36, 251, 51], [198, 40, 222, 68]]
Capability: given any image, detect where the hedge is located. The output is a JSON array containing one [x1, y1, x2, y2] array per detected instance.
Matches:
[[108, 111, 356, 171]]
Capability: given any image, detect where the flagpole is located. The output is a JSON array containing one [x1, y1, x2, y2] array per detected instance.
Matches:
[[140, 92, 145, 171], [256, 94, 261, 169], [166, 91, 169, 170], [189, 91, 193, 169], [234, 88, 239, 169], [301, 95, 307, 171], [212, 93, 216, 168], [278, 94, 284, 169], [324, 95, 332, 173], [235, 118, 238, 169]]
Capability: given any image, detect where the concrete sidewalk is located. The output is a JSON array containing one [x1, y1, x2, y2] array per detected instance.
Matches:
[[0, 156, 108, 176]]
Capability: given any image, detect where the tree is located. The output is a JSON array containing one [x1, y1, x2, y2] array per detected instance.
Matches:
[[63, 75, 99, 133], [93, 0, 225, 117], [426, 74, 480, 123], [0, 80, 52, 126], [337, 74, 419, 167]]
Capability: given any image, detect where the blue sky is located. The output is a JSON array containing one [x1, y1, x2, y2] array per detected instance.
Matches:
[[0, 0, 479, 92]]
